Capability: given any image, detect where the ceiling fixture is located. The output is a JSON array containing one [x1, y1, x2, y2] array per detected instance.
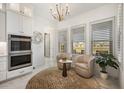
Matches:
[[50, 3, 70, 22]]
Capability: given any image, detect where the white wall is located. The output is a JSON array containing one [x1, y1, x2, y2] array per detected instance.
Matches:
[[32, 8, 57, 68], [57, 4, 119, 78]]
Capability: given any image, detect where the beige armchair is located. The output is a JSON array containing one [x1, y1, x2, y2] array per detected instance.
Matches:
[[74, 55, 95, 78], [56, 53, 71, 70]]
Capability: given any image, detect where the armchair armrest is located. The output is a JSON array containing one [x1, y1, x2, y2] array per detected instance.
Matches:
[[87, 57, 95, 72]]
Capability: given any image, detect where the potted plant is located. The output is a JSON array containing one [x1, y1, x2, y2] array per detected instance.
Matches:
[[95, 53, 119, 79]]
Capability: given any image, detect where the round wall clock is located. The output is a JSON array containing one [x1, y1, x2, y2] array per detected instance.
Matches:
[[32, 31, 43, 44]]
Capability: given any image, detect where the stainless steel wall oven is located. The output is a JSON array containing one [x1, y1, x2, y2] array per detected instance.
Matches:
[[8, 34, 32, 71]]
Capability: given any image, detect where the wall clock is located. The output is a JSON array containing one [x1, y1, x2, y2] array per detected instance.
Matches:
[[32, 31, 43, 44]]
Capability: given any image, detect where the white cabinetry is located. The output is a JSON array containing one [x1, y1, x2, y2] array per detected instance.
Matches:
[[7, 11, 21, 34], [7, 3, 32, 17], [21, 4, 32, 17], [23, 16, 32, 35], [7, 3, 32, 36], [0, 4, 2, 10], [7, 66, 33, 79], [0, 56, 7, 82], [0, 10, 6, 41], [0, 3, 6, 12], [7, 3, 20, 13]]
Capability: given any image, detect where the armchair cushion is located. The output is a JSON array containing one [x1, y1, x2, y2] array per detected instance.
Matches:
[[75, 63, 88, 70]]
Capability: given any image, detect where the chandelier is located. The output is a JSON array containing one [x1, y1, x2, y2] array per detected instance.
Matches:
[[50, 3, 70, 22]]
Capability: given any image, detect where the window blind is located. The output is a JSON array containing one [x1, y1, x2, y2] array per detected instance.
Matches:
[[117, 4, 123, 63], [58, 31, 67, 53], [59, 31, 67, 43], [71, 27, 85, 42], [92, 21, 113, 41]]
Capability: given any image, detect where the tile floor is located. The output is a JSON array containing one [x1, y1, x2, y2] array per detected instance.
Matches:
[[0, 59, 56, 89]]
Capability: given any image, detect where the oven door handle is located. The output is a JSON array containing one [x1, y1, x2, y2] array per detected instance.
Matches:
[[10, 52, 32, 56], [9, 51, 32, 54]]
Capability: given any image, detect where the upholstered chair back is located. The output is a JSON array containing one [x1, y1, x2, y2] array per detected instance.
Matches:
[[56, 53, 71, 70], [74, 55, 94, 64], [56, 53, 69, 61]]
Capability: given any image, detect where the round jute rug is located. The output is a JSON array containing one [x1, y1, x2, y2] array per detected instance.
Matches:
[[26, 67, 100, 89]]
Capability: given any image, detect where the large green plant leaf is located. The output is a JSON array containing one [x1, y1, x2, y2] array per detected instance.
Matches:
[[95, 53, 119, 72]]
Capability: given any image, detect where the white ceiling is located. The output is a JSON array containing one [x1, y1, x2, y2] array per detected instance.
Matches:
[[33, 3, 108, 21]]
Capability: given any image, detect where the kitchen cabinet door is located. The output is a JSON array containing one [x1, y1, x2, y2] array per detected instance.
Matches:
[[0, 4, 2, 10], [21, 4, 32, 17], [0, 72, 6, 82], [22, 16, 32, 36], [0, 56, 7, 82], [7, 3, 20, 13], [7, 11, 20, 34], [0, 11, 6, 41]]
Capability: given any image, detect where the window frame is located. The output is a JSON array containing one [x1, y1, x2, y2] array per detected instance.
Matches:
[[90, 17, 115, 55], [70, 24, 86, 55]]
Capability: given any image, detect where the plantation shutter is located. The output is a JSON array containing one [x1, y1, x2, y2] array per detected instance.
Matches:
[[58, 31, 67, 53], [117, 4, 123, 63], [92, 21, 113, 41], [59, 31, 67, 43], [71, 27, 85, 42]]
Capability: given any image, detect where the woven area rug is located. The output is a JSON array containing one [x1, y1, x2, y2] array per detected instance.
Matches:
[[26, 67, 100, 89]]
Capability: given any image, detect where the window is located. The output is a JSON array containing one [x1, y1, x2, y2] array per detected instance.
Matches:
[[91, 19, 113, 55], [58, 30, 67, 53], [71, 25, 85, 54]]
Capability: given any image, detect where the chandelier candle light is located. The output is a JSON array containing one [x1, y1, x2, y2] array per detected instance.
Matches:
[[50, 3, 70, 22]]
